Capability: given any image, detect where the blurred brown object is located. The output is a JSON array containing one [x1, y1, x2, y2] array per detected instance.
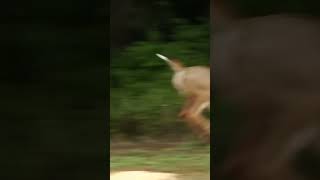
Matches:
[[211, 0, 238, 28], [156, 54, 210, 143], [212, 13, 320, 180]]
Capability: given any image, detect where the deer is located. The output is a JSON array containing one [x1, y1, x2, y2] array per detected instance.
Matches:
[[156, 54, 210, 143], [212, 12, 320, 180]]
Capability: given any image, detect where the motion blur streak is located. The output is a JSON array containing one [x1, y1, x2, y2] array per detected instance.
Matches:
[[212, 14, 320, 180]]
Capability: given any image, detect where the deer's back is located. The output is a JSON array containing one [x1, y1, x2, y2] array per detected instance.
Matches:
[[172, 66, 210, 97]]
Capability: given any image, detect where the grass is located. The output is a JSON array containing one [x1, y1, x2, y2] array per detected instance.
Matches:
[[110, 140, 210, 176]]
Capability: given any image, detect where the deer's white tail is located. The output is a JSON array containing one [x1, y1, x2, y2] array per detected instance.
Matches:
[[155, 53, 184, 72]]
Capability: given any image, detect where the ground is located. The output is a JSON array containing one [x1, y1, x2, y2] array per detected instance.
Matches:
[[110, 139, 210, 180]]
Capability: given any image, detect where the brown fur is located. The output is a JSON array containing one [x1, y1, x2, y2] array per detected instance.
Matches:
[[162, 57, 210, 143]]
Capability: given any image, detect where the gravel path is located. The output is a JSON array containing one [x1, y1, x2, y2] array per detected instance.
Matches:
[[110, 171, 179, 180]]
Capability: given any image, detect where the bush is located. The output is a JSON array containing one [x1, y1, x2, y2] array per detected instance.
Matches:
[[110, 19, 209, 138]]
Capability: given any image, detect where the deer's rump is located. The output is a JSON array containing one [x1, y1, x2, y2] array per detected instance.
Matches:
[[173, 66, 210, 97]]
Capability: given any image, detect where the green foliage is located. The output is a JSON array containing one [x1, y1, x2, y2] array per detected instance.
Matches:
[[110, 19, 209, 137]]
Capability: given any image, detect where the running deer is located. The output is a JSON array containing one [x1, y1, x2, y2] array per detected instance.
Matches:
[[156, 54, 210, 143]]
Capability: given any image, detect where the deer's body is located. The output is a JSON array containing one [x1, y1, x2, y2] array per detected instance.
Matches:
[[156, 54, 210, 143], [172, 66, 210, 97]]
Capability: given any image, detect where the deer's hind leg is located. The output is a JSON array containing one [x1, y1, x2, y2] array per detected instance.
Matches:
[[179, 95, 210, 143], [179, 94, 197, 118]]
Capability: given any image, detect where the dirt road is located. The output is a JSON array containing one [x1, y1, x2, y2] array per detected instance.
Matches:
[[110, 140, 210, 180]]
